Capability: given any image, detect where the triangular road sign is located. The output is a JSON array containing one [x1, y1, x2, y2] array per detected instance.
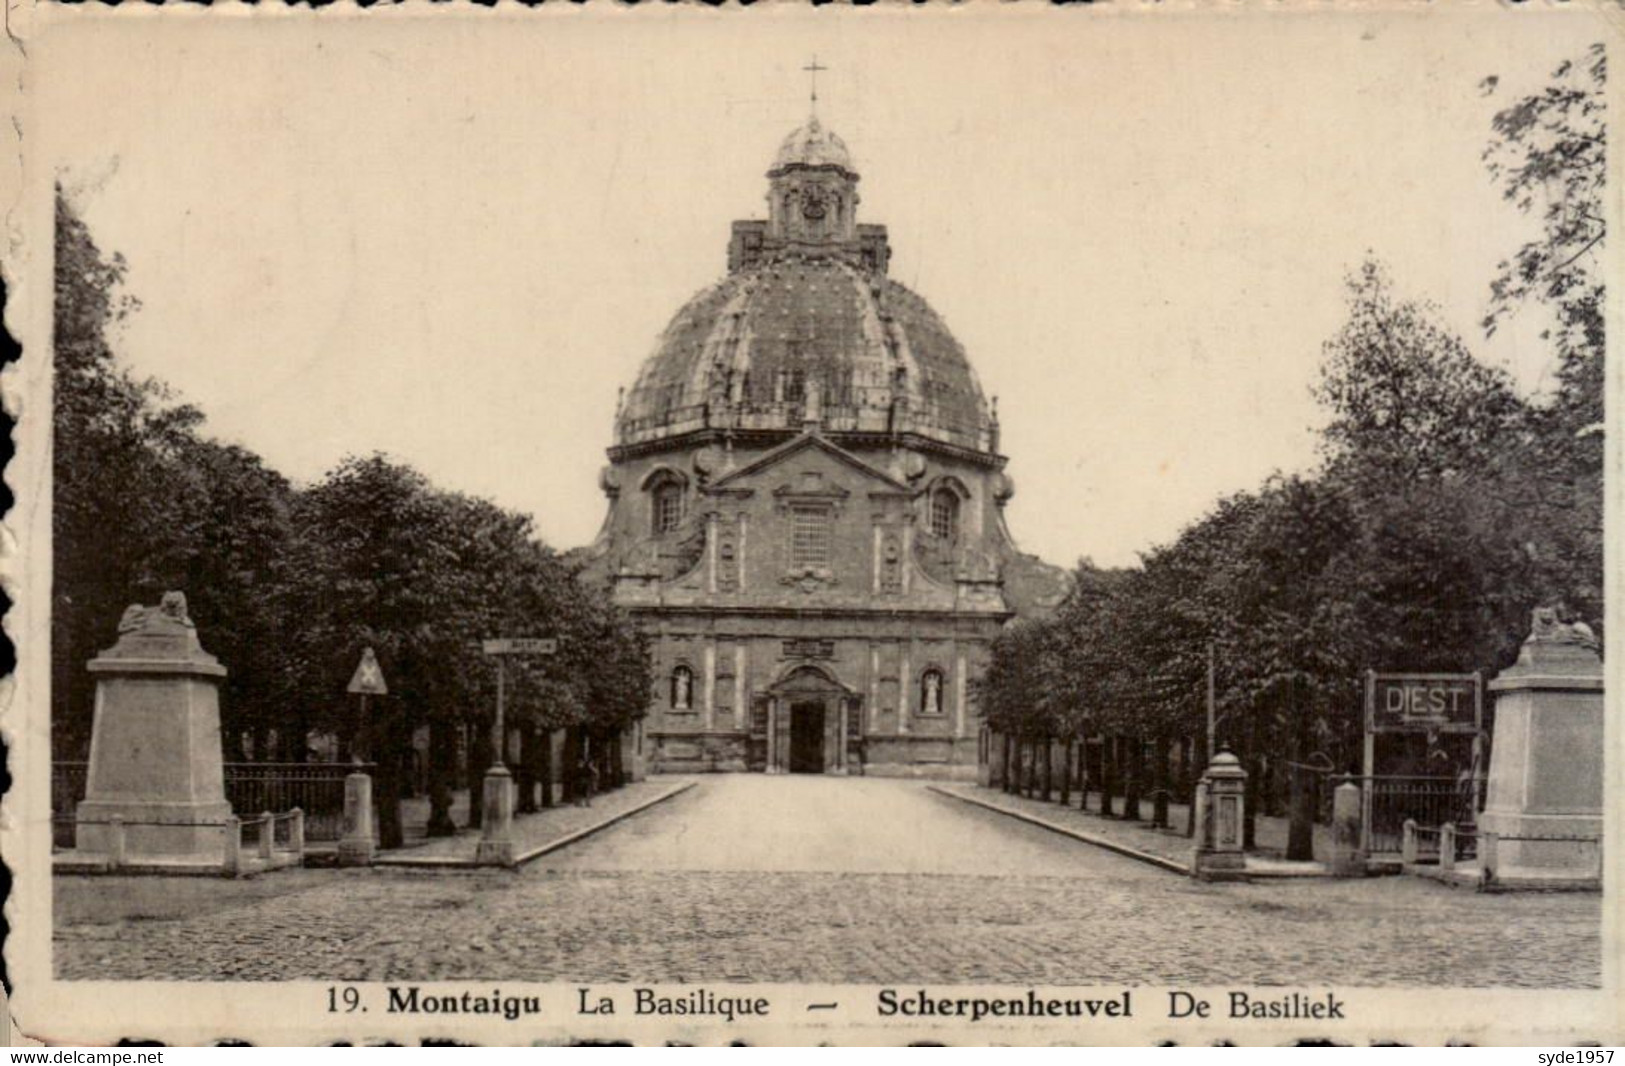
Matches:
[[347, 647, 388, 695]]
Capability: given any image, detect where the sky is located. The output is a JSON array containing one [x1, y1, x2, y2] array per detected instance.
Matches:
[[34, 7, 1605, 569]]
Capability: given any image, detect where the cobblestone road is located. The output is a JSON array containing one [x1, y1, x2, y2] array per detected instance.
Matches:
[[54, 777, 1599, 986]]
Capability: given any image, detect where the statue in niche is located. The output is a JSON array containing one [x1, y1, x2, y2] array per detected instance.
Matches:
[[922, 670, 942, 716]]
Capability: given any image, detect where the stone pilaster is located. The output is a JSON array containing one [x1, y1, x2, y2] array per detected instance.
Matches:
[[955, 648, 969, 738], [869, 644, 881, 736], [898, 647, 911, 736], [705, 511, 719, 594], [701, 643, 717, 731]]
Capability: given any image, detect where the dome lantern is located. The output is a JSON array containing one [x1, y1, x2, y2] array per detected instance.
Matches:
[[767, 116, 860, 246]]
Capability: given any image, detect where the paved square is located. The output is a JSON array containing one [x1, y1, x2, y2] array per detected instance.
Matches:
[[54, 777, 1599, 986]]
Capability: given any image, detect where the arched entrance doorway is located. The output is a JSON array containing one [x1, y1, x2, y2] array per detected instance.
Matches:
[[755, 664, 862, 774]]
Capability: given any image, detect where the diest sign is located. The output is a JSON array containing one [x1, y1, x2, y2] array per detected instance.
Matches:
[[1366, 672, 1480, 733]]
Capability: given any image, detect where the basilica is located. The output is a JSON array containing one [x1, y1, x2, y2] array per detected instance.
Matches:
[[586, 115, 1065, 778]]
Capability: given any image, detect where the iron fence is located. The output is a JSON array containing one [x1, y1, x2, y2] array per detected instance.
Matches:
[[53, 761, 367, 846], [1333, 773, 1482, 855]]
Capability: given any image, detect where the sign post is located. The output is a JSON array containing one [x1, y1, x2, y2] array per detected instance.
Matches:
[[340, 647, 387, 867], [474, 638, 558, 867], [1361, 671, 1484, 854]]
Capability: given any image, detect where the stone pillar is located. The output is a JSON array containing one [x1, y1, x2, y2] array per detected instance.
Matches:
[[475, 765, 517, 867], [1439, 823, 1458, 875], [1329, 781, 1365, 877], [1191, 749, 1248, 881], [338, 770, 376, 866], [736, 514, 749, 591], [1478, 609, 1603, 871], [734, 645, 747, 727], [76, 593, 232, 860]]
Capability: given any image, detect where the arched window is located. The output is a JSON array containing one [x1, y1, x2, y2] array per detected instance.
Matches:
[[652, 482, 685, 535], [920, 668, 945, 716], [670, 665, 694, 710], [930, 488, 959, 543]]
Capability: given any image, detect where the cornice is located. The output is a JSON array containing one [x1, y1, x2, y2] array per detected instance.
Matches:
[[608, 428, 1007, 471]]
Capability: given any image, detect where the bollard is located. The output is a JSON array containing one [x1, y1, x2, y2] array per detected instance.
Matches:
[[475, 764, 517, 867], [1190, 750, 1248, 881], [223, 815, 242, 877], [1440, 823, 1457, 874], [107, 815, 126, 870], [259, 812, 275, 861], [1479, 830, 1498, 888], [290, 808, 306, 863], [338, 771, 377, 866], [1401, 819, 1418, 866], [1328, 782, 1364, 877]]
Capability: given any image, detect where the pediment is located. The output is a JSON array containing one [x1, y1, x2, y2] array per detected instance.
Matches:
[[709, 433, 911, 494]]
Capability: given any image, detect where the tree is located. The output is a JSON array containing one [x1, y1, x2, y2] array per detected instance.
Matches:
[[1482, 43, 1605, 429], [54, 190, 297, 762]]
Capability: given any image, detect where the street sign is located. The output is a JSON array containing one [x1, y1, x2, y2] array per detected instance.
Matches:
[[1365, 672, 1481, 734], [482, 638, 558, 656], [347, 647, 388, 695]]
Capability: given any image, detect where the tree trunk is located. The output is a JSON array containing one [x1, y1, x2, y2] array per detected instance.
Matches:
[[561, 728, 580, 804], [1100, 735, 1116, 817], [1185, 734, 1199, 837], [376, 715, 406, 850], [1152, 734, 1170, 828], [1121, 735, 1143, 822], [539, 729, 555, 808], [516, 724, 538, 814], [1287, 702, 1315, 860], [425, 714, 457, 837], [1079, 738, 1091, 811], [1242, 707, 1259, 851], [1040, 738, 1053, 801], [1058, 739, 1072, 806], [466, 716, 491, 830]]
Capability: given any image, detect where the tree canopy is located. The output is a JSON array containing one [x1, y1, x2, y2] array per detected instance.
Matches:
[[981, 45, 1604, 779], [52, 188, 651, 780]]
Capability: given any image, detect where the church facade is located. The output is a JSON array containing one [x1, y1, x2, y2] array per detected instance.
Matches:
[[588, 116, 1063, 778]]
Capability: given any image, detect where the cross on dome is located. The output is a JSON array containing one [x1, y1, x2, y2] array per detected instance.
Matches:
[[804, 56, 827, 113]]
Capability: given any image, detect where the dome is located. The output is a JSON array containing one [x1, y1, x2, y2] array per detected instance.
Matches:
[[616, 256, 995, 454], [772, 116, 854, 174]]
